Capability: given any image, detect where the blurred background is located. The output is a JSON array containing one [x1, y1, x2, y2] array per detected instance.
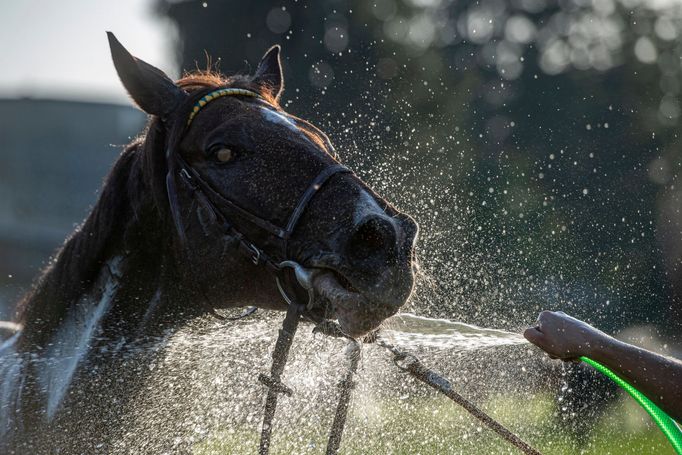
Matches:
[[1, 0, 681, 452]]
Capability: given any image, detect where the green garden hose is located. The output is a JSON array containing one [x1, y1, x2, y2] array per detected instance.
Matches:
[[581, 356, 682, 454]]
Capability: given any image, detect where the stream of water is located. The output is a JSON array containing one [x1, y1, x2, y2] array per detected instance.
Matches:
[[105, 310, 541, 454], [381, 312, 529, 352]]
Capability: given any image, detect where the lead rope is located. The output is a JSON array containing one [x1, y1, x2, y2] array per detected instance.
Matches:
[[258, 315, 360, 455], [376, 338, 543, 455], [326, 340, 361, 455], [258, 304, 302, 455]]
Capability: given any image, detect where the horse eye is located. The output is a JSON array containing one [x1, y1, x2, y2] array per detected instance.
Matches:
[[212, 147, 234, 163]]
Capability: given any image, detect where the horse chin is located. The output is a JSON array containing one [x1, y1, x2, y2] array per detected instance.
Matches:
[[311, 271, 390, 338]]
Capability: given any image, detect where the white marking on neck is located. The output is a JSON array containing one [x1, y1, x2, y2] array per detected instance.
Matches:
[[0, 330, 20, 353], [141, 288, 162, 327], [0, 330, 24, 438], [39, 256, 123, 420]]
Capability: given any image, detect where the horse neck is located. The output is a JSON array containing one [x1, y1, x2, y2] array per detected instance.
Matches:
[[16, 141, 177, 349]]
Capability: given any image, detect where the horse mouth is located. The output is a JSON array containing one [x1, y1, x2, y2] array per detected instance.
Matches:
[[311, 269, 393, 338]]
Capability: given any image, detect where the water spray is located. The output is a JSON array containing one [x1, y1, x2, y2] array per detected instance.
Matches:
[[372, 339, 682, 454], [256, 305, 680, 454], [382, 313, 681, 453], [375, 338, 544, 455]]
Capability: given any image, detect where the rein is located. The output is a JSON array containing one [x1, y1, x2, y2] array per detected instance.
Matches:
[[375, 338, 543, 455]]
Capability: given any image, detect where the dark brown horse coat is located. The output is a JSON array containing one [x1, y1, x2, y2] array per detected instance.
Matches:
[[0, 34, 418, 452]]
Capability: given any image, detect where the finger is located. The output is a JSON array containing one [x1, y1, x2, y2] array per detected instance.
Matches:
[[537, 310, 554, 328], [538, 310, 554, 321], [523, 327, 544, 345]]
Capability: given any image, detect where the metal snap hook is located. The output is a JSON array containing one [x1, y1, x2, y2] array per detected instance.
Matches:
[[248, 244, 261, 265]]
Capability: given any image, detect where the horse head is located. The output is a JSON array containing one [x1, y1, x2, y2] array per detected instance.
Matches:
[[108, 33, 418, 338]]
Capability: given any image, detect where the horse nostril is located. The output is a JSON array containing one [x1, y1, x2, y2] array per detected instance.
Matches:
[[347, 215, 396, 261]]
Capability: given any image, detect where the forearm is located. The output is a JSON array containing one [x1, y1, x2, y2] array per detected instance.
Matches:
[[525, 311, 682, 421], [587, 336, 682, 423]]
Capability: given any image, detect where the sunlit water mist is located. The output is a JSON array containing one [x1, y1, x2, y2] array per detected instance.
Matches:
[[17, 309, 667, 454], [103, 311, 548, 454]]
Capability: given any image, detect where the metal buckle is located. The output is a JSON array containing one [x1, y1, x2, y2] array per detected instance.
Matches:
[[248, 244, 261, 265]]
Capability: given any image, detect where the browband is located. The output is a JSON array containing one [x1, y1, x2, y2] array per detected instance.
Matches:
[[187, 88, 263, 126]]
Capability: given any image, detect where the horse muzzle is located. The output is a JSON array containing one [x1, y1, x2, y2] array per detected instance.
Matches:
[[275, 259, 413, 338]]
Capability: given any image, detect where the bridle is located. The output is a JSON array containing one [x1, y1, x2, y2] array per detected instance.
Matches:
[[164, 87, 351, 312], [162, 87, 360, 454]]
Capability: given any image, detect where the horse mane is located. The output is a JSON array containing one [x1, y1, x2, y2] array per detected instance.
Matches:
[[177, 71, 281, 106]]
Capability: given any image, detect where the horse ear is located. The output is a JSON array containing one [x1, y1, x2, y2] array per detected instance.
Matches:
[[107, 32, 186, 117], [253, 45, 283, 102]]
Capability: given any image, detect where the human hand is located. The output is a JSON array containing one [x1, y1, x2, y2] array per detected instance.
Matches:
[[523, 311, 610, 361]]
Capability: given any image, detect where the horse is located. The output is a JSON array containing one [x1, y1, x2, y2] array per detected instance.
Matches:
[[0, 33, 418, 452]]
